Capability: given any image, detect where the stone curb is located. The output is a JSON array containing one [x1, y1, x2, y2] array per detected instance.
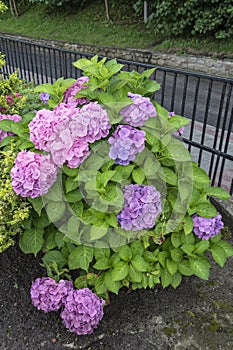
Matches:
[[1, 32, 233, 78], [212, 198, 233, 234]]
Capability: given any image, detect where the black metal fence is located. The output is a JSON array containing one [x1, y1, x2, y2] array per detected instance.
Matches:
[[1, 35, 233, 194]]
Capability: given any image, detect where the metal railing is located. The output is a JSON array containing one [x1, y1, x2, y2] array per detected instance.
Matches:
[[1, 34, 233, 194]]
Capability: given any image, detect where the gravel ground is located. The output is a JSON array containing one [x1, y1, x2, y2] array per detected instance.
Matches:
[[0, 201, 233, 350]]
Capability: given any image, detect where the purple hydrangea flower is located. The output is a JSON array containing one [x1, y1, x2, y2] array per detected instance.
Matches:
[[29, 108, 72, 152], [63, 76, 89, 106], [11, 150, 58, 198], [61, 288, 105, 335], [109, 125, 146, 165], [120, 92, 157, 127], [117, 184, 162, 231], [169, 111, 185, 137], [39, 92, 50, 104], [30, 278, 74, 312], [0, 114, 22, 142], [192, 214, 224, 240]]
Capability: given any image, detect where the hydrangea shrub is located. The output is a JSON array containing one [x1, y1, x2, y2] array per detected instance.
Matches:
[[0, 56, 232, 335]]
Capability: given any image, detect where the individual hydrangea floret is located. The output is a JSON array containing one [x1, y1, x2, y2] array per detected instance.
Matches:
[[120, 92, 157, 127], [63, 76, 89, 106], [11, 150, 58, 198], [29, 108, 72, 152], [109, 125, 146, 165], [39, 92, 50, 104], [117, 184, 162, 231], [169, 111, 185, 137], [30, 278, 74, 312], [192, 214, 224, 240], [47, 119, 90, 168], [0, 114, 22, 142], [61, 288, 105, 335]]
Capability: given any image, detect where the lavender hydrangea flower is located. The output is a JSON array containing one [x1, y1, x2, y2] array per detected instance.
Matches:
[[0, 114, 22, 142], [63, 76, 89, 106], [117, 184, 162, 231], [192, 214, 224, 240], [30, 278, 74, 312], [11, 150, 58, 198], [39, 92, 50, 104], [120, 92, 157, 127], [61, 288, 105, 335], [169, 111, 185, 137], [109, 125, 146, 165]]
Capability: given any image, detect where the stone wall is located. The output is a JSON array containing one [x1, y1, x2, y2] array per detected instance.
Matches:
[[1, 32, 233, 78]]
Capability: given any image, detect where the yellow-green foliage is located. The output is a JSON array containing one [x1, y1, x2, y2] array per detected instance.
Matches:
[[0, 52, 5, 69], [0, 1, 7, 13], [0, 141, 31, 253]]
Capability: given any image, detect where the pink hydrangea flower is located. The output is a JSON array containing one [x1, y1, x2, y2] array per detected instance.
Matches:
[[0, 114, 22, 142], [11, 150, 58, 198], [63, 76, 89, 106]]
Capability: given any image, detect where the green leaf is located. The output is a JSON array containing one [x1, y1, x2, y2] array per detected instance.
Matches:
[[111, 164, 134, 182], [44, 229, 57, 250], [27, 197, 44, 216], [43, 181, 63, 202], [204, 186, 230, 200], [68, 246, 94, 272], [19, 228, 44, 256], [96, 170, 116, 188], [181, 244, 194, 256], [189, 257, 211, 280], [192, 163, 210, 186], [170, 248, 183, 263], [128, 265, 143, 283], [193, 202, 218, 218], [46, 201, 66, 222], [132, 167, 145, 184], [62, 164, 79, 177], [94, 274, 107, 295], [158, 251, 168, 267], [65, 189, 82, 203], [183, 216, 194, 235], [171, 232, 182, 248], [93, 258, 111, 270], [42, 250, 66, 269], [143, 250, 158, 262], [55, 231, 65, 249], [166, 259, 178, 275], [65, 176, 79, 193], [217, 240, 233, 257], [111, 261, 129, 281], [118, 245, 132, 261], [171, 271, 182, 289], [210, 244, 227, 267], [178, 259, 193, 276], [162, 166, 177, 186], [131, 240, 145, 256], [194, 240, 209, 254], [131, 256, 148, 272], [90, 226, 108, 241], [160, 267, 173, 288], [104, 271, 121, 294], [0, 119, 26, 137]]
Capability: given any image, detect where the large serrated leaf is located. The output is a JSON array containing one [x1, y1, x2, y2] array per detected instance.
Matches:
[[189, 257, 210, 280], [111, 261, 129, 281], [19, 228, 44, 256]]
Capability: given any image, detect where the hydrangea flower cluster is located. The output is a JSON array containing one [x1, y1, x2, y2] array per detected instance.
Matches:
[[61, 288, 105, 335], [169, 111, 185, 136], [10, 150, 58, 198], [120, 92, 157, 127], [117, 184, 162, 230], [0, 113, 21, 142], [30, 277, 73, 312], [192, 214, 224, 240], [63, 76, 89, 106], [39, 92, 50, 104], [30, 278, 104, 335], [109, 125, 146, 165]]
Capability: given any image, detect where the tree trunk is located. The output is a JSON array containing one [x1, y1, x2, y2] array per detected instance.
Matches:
[[9, 0, 19, 17], [104, 0, 110, 21]]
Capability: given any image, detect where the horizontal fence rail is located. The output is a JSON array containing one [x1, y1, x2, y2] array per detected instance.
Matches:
[[0, 35, 233, 194]]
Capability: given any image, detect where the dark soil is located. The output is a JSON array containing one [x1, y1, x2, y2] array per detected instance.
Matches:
[[1, 235, 233, 350]]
